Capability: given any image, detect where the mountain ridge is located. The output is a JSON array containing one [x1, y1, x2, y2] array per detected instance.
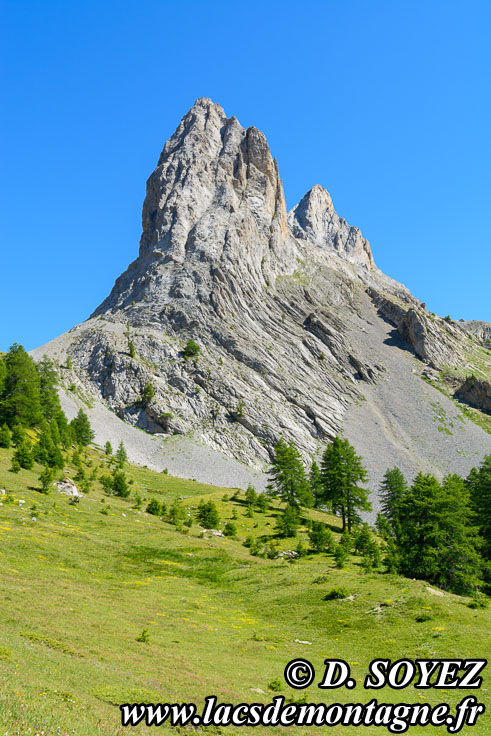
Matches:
[[31, 98, 490, 502]]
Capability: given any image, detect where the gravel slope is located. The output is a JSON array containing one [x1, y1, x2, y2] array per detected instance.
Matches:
[[343, 300, 490, 515]]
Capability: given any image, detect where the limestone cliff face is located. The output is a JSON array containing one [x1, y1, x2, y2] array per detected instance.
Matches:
[[94, 98, 297, 323], [38, 98, 488, 469]]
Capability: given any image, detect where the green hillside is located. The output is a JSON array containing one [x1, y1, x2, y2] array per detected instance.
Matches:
[[0, 445, 489, 735]]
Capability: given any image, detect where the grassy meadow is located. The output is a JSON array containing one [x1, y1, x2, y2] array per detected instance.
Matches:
[[0, 445, 489, 735]]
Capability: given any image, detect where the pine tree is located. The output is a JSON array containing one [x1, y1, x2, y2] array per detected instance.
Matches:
[[378, 467, 408, 538], [49, 418, 61, 447], [308, 521, 334, 552], [14, 441, 34, 470], [245, 483, 258, 507], [39, 465, 54, 494], [196, 500, 220, 528], [116, 441, 127, 465], [276, 503, 300, 537], [397, 473, 482, 595], [309, 460, 323, 507], [320, 436, 370, 533], [0, 423, 11, 448], [268, 439, 312, 507], [70, 409, 94, 446], [55, 411, 71, 449], [112, 470, 129, 498], [142, 382, 154, 406], [36, 356, 62, 422], [1, 344, 43, 427], [11, 424, 26, 446], [467, 455, 491, 564], [105, 441, 113, 456]]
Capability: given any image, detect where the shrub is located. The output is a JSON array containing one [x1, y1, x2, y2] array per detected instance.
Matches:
[[268, 678, 282, 692], [256, 494, 269, 513], [104, 441, 112, 455], [324, 587, 350, 601], [245, 484, 257, 506], [334, 544, 348, 568], [112, 470, 129, 498], [276, 503, 300, 538], [183, 339, 200, 359], [308, 522, 335, 552], [136, 629, 150, 643], [39, 466, 54, 494], [223, 521, 237, 537], [146, 499, 161, 516], [142, 382, 154, 405]]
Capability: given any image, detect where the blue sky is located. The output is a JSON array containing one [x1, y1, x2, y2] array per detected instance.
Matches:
[[1, 0, 490, 351]]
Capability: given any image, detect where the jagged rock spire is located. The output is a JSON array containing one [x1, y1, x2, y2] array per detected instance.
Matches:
[[288, 184, 374, 268]]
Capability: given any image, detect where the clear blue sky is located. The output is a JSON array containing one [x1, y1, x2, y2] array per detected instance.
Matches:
[[1, 0, 490, 351]]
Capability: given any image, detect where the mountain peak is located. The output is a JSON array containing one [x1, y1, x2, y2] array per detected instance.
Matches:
[[288, 185, 374, 268]]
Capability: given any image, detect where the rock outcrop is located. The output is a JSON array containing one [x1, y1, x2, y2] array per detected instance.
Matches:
[[455, 377, 491, 414]]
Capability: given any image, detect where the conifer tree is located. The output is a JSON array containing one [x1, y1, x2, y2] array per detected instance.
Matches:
[[268, 438, 312, 507], [105, 441, 113, 456], [245, 483, 258, 507], [0, 423, 11, 448], [70, 409, 94, 446], [39, 465, 54, 494], [36, 356, 62, 422], [1, 344, 43, 427], [13, 441, 34, 470], [55, 411, 71, 449], [467, 455, 491, 564], [397, 473, 482, 594], [309, 460, 323, 507], [276, 503, 300, 537], [11, 424, 26, 447], [320, 436, 370, 533], [378, 467, 408, 538], [116, 441, 128, 465]]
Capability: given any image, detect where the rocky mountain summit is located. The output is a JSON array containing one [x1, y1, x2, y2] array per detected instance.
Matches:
[[32, 98, 490, 496]]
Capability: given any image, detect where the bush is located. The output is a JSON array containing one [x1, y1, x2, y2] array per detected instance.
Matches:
[[142, 382, 154, 405], [276, 503, 299, 538], [39, 466, 54, 494], [268, 678, 282, 692], [308, 522, 335, 552], [112, 470, 129, 497], [146, 499, 161, 516], [245, 484, 258, 506], [183, 339, 200, 359], [256, 494, 269, 513], [136, 629, 150, 643], [324, 587, 350, 601], [334, 544, 348, 568], [223, 522, 237, 537]]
